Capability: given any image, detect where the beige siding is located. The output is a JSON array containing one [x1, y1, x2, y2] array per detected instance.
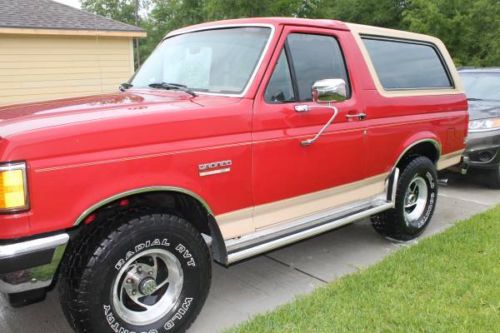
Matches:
[[0, 34, 135, 106]]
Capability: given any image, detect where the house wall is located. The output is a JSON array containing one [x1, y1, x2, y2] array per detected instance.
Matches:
[[0, 34, 135, 106]]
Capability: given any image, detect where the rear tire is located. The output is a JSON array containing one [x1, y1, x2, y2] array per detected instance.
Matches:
[[59, 213, 211, 333], [372, 156, 438, 241]]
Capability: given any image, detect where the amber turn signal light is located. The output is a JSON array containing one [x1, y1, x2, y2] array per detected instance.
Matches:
[[0, 162, 28, 212]]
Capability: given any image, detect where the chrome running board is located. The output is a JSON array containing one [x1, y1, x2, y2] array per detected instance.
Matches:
[[224, 169, 399, 264]]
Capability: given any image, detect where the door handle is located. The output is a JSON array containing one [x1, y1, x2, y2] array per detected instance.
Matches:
[[294, 105, 310, 113], [345, 112, 367, 120]]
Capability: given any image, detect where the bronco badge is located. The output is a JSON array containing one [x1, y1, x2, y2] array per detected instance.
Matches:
[[198, 160, 232, 177]]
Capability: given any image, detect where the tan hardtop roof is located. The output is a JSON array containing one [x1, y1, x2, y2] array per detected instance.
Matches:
[[166, 17, 442, 42], [346, 23, 442, 44]]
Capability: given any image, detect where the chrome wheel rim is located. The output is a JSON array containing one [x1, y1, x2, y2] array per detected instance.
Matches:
[[404, 176, 429, 226], [112, 248, 183, 326]]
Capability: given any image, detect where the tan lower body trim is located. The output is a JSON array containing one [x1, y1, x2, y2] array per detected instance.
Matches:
[[437, 149, 464, 170], [216, 173, 388, 240], [216, 207, 254, 240]]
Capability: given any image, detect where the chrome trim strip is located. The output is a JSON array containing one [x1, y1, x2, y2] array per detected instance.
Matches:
[[163, 23, 276, 98], [74, 186, 213, 226], [225, 171, 399, 264], [0, 162, 26, 173], [0, 233, 68, 259], [391, 168, 399, 204], [226, 201, 393, 264], [227, 198, 376, 249], [0, 233, 69, 294]]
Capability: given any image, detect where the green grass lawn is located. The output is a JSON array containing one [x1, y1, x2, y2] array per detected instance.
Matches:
[[228, 206, 500, 333]]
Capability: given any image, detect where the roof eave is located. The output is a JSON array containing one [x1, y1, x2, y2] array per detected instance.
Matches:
[[0, 27, 147, 38]]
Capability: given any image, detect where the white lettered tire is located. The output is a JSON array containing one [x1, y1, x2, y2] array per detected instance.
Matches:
[[59, 213, 211, 333], [372, 156, 438, 241]]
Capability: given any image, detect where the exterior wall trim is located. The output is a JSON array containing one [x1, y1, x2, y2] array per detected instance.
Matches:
[[0, 27, 146, 38]]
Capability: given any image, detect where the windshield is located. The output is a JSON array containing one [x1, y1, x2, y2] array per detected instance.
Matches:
[[460, 72, 500, 101], [131, 27, 271, 95]]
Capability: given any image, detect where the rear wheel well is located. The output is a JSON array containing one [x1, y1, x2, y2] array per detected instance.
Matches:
[[397, 141, 440, 170]]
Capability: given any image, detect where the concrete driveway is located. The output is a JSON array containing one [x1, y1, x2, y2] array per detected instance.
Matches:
[[1, 173, 498, 333]]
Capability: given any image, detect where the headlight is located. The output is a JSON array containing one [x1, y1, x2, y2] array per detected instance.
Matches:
[[0, 162, 29, 212], [468, 118, 500, 132]]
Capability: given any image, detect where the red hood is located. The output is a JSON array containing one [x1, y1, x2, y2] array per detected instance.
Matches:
[[0, 89, 238, 138], [0, 89, 248, 163]]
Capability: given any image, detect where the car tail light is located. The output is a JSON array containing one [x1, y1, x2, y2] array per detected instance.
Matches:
[[0, 162, 29, 212]]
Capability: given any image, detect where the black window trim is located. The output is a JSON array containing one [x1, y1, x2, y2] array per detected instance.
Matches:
[[361, 34, 455, 91], [264, 32, 352, 104], [284, 40, 300, 102], [263, 46, 297, 104]]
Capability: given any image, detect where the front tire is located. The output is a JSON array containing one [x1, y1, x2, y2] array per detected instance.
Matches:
[[59, 213, 211, 333], [372, 156, 438, 241]]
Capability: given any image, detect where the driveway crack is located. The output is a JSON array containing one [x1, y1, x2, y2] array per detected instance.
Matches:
[[264, 255, 329, 284]]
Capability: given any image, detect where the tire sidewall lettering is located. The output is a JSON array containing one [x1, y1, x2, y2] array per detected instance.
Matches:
[[407, 168, 437, 229], [174, 243, 196, 267], [163, 297, 194, 331], [422, 191, 435, 224], [62, 215, 210, 333], [102, 296, 195, 333], [114, 238, 196, 271], [425, 171, 436, 190], [103, 304, 159, 333], [101, 236, 200, 332], [373, 158, 438, 241]]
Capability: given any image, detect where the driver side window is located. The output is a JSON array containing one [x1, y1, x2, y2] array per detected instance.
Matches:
[[265, 33, 350, 103]]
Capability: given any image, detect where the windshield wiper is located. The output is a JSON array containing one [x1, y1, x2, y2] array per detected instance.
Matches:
[[467, 97, 484, 101], [119, 83, 133, 92], [148, 82, 197, 97]]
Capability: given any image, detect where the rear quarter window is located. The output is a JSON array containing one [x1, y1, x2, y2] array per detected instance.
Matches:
[[362, 37, 453, 90]]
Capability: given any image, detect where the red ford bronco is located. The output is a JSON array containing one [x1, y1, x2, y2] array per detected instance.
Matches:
[[0, 18, 467, 332]]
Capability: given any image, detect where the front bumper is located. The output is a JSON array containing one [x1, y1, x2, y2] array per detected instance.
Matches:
[[0, 233, 68, 294], [462, 128, 500, 171]]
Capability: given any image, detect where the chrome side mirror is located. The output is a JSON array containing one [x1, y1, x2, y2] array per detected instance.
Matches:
[[312, 79, 347, 104], [294, 79, 347, 146]]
